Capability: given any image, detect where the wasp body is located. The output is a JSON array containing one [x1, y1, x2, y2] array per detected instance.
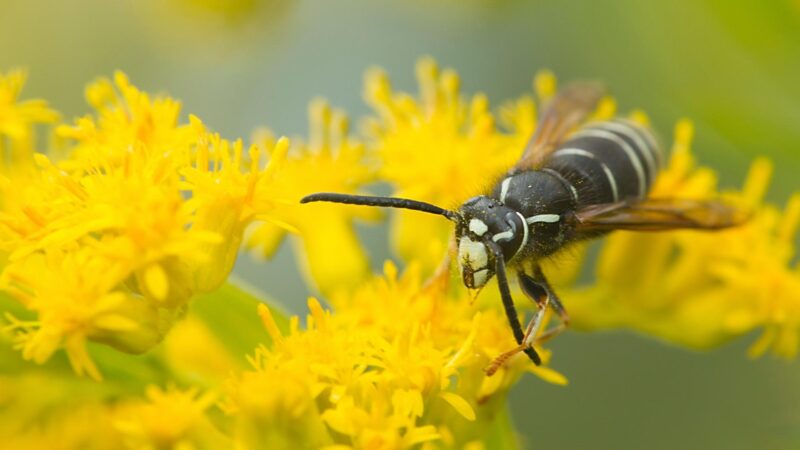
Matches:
[[458, 119, 661, 291], [302, 83, 743, 375]]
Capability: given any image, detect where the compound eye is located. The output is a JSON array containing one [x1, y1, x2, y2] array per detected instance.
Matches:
[[488, 213, 517, 243]]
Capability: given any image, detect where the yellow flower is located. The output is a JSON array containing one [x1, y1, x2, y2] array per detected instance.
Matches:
[[246, 99, 378, 295], [0, 374, 228, 450], [114, 385, 229, 450], [4, 59, 799, 450], [0, 372, 121, 450], [60, 72, 198, 169], [0, 69, 59, 170], [223, 261, 564, 449], [181, 126, 292, 294], [363, 58, 521, 272], [0, 72, 304, 377], [566, 120, 800, 359], [2, 248, 168, 380], [0, 280, 276, 450]]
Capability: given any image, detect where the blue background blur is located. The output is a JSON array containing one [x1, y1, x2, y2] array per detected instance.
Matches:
[[3, 1, 799, 448]]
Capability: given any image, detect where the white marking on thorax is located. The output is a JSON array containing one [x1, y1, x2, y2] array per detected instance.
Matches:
[[468, 218, 488, 236], [515, 211, 529, 258], [458, 236, 488, 269], [552, 147, 620, 202], [598, 121, 657, 183], [572, 128, 646, 198], [526, 214, 560, 224], [499, 177, 512, 203]]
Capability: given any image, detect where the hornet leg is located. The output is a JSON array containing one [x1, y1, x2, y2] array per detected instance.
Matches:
[[484, 243, 541, 378], [485, 265, 571, 376], [485, 294, 548, 376], [520, 265, 570, 344]]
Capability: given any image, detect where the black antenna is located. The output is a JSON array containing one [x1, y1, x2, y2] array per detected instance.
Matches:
[[301, 193, 459, 222]]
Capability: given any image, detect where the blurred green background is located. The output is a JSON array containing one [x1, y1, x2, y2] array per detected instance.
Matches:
[[3, 0, 800, 448]]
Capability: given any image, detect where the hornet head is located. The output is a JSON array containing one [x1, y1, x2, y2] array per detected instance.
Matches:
[[299, 192, 528, 290], [455, 195, 528, 289]]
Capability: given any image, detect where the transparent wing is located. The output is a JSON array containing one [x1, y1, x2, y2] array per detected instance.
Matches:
[[571, 198, 748, 232], [514, 82, 606, 171]]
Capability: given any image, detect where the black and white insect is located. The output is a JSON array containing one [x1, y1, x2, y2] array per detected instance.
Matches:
[[301, 83, 744, 375]]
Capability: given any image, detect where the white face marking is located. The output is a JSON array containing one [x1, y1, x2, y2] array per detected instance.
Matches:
[[468, 218, 488, 236], [499, 177, 512, 203], [472, 268, 489, 287], [458, 236, 488, 270], [526, 213, 561, 224]]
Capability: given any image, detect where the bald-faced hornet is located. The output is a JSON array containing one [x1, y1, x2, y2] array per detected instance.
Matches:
[[302, 83, 744, 375]]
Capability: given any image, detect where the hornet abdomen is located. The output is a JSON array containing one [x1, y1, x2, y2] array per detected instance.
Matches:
[[544, 119, 662, 207]]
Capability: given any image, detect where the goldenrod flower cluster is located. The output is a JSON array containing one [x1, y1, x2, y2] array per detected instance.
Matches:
[[0, 59, 798, 449], [2, 71, 297, 380]]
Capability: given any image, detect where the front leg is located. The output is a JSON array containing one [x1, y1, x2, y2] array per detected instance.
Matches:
[[484, 243, 542, 377], [485, 265, 571, 376]]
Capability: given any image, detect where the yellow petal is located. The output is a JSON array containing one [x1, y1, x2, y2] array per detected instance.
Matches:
[[143, 263, 169, 301], [527, 365, 569, 386], [257, 303, 283, 345], [439, 392, 476, 421]]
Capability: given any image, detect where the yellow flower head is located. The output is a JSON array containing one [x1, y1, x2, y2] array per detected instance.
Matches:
[[246, 99, 377, 295], [3, 59, 800, 450], [0, 69, 59, 169], [223, 261, 565, 449], [0, 73, 305, 378], [0, 372, 120, 450], [114, 385, 227, 450], [3, 248, 167, 380], [363, 58, 521, 271], [61, 72, 196, 168]]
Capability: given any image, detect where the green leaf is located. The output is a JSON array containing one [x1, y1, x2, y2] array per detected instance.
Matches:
[[190, 276, 290, 360]]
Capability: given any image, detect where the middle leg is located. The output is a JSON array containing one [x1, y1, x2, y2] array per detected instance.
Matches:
[[520, 265, 570, 344]]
